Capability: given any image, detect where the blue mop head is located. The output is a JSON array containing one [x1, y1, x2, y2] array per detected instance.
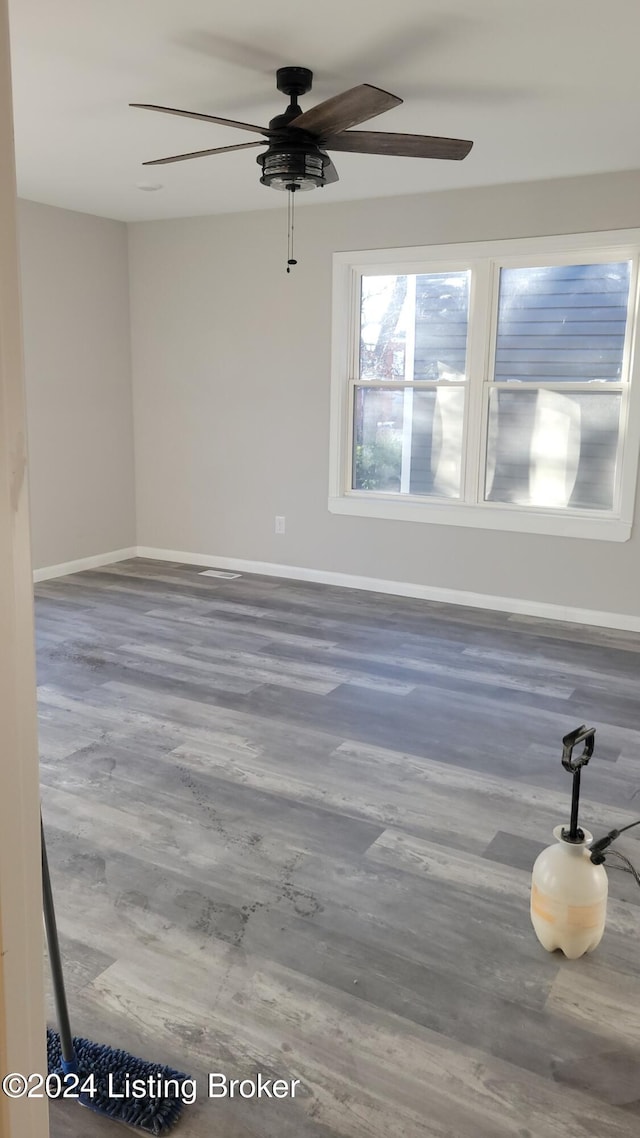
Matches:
[[47, 1027, 190, 1134]]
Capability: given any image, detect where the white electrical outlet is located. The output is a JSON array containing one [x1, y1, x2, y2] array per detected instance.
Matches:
[[275, 516, 286, 534]]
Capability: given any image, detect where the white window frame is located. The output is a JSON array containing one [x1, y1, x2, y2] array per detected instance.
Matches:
[[329, 230, 640, 541]]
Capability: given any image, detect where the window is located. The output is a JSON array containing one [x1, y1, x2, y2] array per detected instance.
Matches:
[[329, 232, 640, 540]]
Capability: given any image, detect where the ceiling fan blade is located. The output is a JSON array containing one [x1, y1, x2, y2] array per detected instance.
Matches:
[[130, 103, 271, 136], [321, 155, 339, 185], [143, 141, 265, 166], [325, 131, 473, 160], [289, 84, 401, 138]]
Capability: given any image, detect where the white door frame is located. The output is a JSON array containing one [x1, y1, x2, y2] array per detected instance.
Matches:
[[0, 0, 49, 1132]]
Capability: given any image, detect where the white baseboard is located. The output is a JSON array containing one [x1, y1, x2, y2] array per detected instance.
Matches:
[[136, 546, 640, 633], [32, 541, 640, 632], [33, 547, 137, 583]]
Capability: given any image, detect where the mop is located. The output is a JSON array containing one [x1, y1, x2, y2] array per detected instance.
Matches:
[[42, 817, 191, 1134]]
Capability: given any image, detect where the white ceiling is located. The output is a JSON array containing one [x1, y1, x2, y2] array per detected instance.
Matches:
[[8, 0, 640, 222]]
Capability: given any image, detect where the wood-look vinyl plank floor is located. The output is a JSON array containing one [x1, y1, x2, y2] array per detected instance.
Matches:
[[36, 559, 640, 1137]]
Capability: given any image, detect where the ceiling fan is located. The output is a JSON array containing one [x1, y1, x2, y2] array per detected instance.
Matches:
[[131, 66, 473, 192]]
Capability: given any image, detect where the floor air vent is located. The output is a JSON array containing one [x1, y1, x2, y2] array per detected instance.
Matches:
[[199, 569, 242, 580]]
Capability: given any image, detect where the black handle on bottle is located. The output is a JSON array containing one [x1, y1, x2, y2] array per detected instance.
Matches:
[[561, 725, 596, 843]]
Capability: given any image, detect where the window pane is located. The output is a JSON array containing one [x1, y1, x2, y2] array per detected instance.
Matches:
[[353, 386, 465, 497], [360, 276, 407, 380], [495, 262, 631, 382], [359, 271, 470, 380], [485, 390, 621, 510], [414, 272, 469, 380]]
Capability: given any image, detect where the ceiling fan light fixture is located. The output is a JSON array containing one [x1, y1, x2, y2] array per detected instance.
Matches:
[[258, 149, 326, 191]]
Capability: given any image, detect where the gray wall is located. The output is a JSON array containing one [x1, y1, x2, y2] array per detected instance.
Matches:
[[18, 199, 135, 569], [128, 169, 640, 617]]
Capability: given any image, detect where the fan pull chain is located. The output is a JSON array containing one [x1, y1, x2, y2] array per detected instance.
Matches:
[[286, 185, 297, 273]]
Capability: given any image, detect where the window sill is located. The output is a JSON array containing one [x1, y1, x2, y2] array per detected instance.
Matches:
[[328, 494, 632, 541]]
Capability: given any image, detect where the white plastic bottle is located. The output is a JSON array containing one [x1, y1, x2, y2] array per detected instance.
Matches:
[[530, 826, 608, 959]]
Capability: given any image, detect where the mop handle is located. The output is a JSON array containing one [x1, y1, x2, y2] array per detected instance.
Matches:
[[41, 816, 76, 1066]]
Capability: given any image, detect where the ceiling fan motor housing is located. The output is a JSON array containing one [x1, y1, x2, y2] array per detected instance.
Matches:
[[259, 68, 326, 191]]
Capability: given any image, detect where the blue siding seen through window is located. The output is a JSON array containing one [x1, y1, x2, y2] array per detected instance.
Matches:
[[413, 272, 469, 380], [495, 262, 631, 382], [485, 390, 622, 510]]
